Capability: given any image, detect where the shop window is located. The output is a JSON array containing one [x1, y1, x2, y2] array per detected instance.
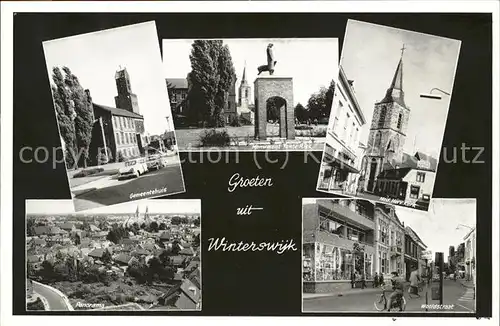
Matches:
[[410, 185, 420, 199]]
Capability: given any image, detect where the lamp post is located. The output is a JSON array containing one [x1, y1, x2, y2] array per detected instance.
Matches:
[[419, 88, 451, 100], [456, 223, 474, 231]]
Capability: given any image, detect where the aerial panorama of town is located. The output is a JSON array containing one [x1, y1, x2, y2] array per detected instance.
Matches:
[[26, 206, 201, 311]]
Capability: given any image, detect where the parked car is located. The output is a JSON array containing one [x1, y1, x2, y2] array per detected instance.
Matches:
[[146, 154, 166, 171], [118, 158, 148, 179]]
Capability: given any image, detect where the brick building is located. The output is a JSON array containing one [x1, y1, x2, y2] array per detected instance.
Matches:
[[88, 67, 147, 164], [404, 226, 427, 280], [374, 204, 405, 278]]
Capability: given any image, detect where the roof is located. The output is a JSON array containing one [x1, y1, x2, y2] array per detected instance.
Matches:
[[166, 78, 188, 89], [88, 248, 105, 258], [405, 226, 427, 249], [377, 167, 412, 180], [93, 103, 143, 119], [339, 66, 366, 125], [159, 231, 171, 240], [59, 223, 74, 230], [179, 247, 195, 256], [377, 56, 406, 107], [114, 253, 132, 265], [170, 256, 185, 265]]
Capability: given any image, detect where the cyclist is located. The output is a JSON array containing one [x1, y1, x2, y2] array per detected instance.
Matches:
[[386, 272, 404, 311], [409, 267, 421, 297]]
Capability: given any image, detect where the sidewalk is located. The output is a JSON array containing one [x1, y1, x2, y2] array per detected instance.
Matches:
[[303, 286, 382, 299], [459, 279, 475, 288]]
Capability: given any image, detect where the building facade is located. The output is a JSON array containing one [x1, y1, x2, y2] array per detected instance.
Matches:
[[373, 204, 405, 278], [404, 226, 427, 280], [463, 228, 476, 284], [317, 67, 366, 192], [88, 68, 147, 164], [303, 199, 376, 293], [166, 78, 189, 115]]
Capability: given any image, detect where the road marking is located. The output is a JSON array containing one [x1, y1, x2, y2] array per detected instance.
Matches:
[[456, 303, 474, 312]]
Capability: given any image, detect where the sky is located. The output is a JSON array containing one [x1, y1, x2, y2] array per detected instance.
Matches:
[[162, 38, 339, 107], [26, 199, 201, 215], [43, 21, 174, 135], [341, 20, 461, 159], [396, 198, 476, 262]]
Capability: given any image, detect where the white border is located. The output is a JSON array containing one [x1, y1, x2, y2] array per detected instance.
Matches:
[[162, 37, 339, 153], [300, 197, 477, 314], [315, 19, 462, 213], [24, 198, 202, 312], [1, 2, 499, 326]]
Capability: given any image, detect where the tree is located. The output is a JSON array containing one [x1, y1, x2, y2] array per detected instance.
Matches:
[[51, 67, 77, 168], [306, 79, 335, 122], [106, 229, 123, 244], [62, 67, 94, 168], [187, 40, 235, 127], [102, 249, 112, 264], [149, 221, 159, 233], [193, 233, 200, 248], [294, 103, 308, 123], [193, 217, 200, 227], [27, 218, 36, 237], [158, 222, 167, 230], [171, 216, 181, 225]]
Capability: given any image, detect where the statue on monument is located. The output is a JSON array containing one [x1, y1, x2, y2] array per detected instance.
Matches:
[[257, 43, 277, 76]]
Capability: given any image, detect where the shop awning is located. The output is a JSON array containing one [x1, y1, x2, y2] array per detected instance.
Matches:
[[323, 152, 360, 174]]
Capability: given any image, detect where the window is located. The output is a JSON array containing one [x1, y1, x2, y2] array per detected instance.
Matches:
[[342, 113, 350, 139], [120, 132, 124, 144], [410, 185, 420, 199], [416, 172, 426, 182], [347, 228, 364, 242], [378, 106, 386, 127], [119, 117, 123, 129], [115, 133, 120, 145], [332, 101, 343, 134], [349, 122, 355, 146], [112, 117, 116, 129], [397, 112, 403, 129], [374, 132, 381, 147], [381, 252, 388, 274], [319, 214, 344, 236]]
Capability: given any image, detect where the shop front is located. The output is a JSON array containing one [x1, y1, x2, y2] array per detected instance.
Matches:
[[303, 241, 375, 293]]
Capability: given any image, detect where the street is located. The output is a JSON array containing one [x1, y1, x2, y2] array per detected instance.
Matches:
[[32, 282, 71, 311], [303, 280, 475, 313], [73, 164, 184, 211]]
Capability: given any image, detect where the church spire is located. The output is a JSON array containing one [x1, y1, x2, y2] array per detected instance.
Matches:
[[378, 45, 406, 107], [241, 61, 248, 86]]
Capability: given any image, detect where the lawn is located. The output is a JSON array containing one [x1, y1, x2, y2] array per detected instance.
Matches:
[[175, 124, 327, 149]]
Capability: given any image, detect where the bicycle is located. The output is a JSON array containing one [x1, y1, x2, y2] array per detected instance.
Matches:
[[408, 281, 425, 299], [374, 285, 406, 311]]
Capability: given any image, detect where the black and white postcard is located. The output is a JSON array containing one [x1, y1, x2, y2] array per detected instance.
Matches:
[[316, 20, 461, 211], [162, 38, 338, 151], [302, 198, 476, 313], [26, 199, 201, 311], [42, 22, 185, 212]]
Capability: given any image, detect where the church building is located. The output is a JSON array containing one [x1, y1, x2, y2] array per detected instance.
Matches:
[[359, 47, 436, 207]]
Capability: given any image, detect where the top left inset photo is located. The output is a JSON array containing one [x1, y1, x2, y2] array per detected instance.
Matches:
[[42, 21, 186, 212]]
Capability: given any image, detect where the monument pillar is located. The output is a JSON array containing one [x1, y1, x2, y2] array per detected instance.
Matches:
[[254, 76, 295, 140]]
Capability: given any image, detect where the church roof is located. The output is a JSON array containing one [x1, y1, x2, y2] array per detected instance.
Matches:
[[240, 65, 249, 86], [377, 55, 407, 108], [93, 103, 143, 119], [166, 78, 189, 89]]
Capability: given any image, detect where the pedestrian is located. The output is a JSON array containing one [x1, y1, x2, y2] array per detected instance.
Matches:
[[361, 272, 366, 289], [373, 272, 379, 288], [409, 267, 421, 297], [351, 271, 356, 288]]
